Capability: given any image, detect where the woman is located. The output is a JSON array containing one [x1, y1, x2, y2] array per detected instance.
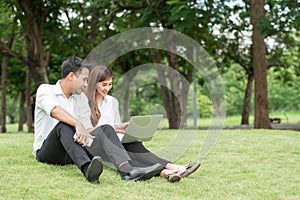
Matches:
[[86, 65, 200, 182]]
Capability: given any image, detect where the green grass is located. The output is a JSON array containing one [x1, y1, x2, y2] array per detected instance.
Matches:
[[5, 124, 29, 133], [0, 129, 300, 200], [188, 111, 300, 127]]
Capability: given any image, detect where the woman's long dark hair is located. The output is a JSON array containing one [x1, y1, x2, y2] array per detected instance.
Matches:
[[86, 66, 113, 127]]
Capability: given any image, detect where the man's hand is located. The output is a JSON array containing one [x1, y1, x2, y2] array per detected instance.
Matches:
[[73, 119, 95, 146], [114, 122, 129, 134]]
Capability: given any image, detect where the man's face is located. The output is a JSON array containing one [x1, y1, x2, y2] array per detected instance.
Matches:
[[72, 67, 89, 94]]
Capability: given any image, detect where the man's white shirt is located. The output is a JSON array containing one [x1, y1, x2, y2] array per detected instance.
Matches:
[[33, 81, 92, 157]]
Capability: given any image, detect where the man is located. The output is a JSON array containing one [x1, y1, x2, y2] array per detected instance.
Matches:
[[33, 56, 162, 184]]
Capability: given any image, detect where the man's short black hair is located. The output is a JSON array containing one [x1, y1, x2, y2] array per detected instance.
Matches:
[[61, 56, 92, 79]]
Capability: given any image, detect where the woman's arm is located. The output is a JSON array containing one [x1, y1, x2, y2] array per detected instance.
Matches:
[[111, 96, 129, 134]]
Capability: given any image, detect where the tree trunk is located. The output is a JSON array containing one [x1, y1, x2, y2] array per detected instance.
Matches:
[[181, 68, 193, 128], [150, 48, 193, 129], [251, 0, 271, 129], [151, 50, 175, 128], [122, 79, 130, 122], [25, 67, 34, 133], [118, 56, 138, 123], [122, 76, 131, 122], [166, 51, 182, 128], [27, 60, 49, 88], [1, 55, 8, 133], [241, 73, 254, 125], [18, 91, 25, 132], [1, 35, 14, 133]]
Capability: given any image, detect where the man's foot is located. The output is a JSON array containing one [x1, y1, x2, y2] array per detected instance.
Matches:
[[122, 163, 163, 181], [85, 156, 103, 184]]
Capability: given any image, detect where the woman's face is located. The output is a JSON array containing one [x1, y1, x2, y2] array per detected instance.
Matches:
[[96, 77, 113, 97]]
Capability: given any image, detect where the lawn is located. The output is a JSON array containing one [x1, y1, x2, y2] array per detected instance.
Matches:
[[194, 111, 300, 127], [0, 129, 299, 200]]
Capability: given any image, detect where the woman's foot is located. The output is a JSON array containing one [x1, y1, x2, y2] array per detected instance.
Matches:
[[165, 163, 186, 174], [160, 169, 181, 182], [165, 162, 201, 178], [180, 162, 201, 178], [167, 173, 181, 182]]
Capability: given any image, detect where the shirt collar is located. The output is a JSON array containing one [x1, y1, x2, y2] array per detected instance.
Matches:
[[99, 96, 108, 107], [54, 80, 64, 95], [54, 80, 75, 98]]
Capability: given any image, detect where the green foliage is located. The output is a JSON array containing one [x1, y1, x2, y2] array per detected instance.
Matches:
[[197, 93, 212, 118], [0, 94, 20, 124], [1, 0, 300, 128], [223, 66, 250, 116], [268, 69, 300, 111], [187, 86, 212, 118], [0, 1, 16, 37]]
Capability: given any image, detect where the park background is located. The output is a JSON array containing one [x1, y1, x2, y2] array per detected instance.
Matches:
[[0, 1, 299, 199], [0, 0, 299, 132]]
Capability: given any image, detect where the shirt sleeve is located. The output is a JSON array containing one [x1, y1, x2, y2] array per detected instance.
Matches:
[[36, 84, 59, 116], [112, 97, 121, 125], [76, 94, 93, 129]]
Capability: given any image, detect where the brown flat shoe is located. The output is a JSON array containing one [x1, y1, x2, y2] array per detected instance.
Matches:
[[180, 162, 201, 178], [167, 173, 181, 182]]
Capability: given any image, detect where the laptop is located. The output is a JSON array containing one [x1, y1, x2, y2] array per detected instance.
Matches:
[[120, 114, 163, 143]]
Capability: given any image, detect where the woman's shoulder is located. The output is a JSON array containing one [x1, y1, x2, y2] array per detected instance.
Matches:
[[105, 95, 119, 103]]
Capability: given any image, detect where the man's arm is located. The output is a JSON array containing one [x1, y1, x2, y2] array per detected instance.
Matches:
[[50, 106, 94, 146], [50, 106, 76, 126]]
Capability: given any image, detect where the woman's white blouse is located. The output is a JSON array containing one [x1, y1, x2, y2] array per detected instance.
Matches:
[[96, 95, 124, 140]]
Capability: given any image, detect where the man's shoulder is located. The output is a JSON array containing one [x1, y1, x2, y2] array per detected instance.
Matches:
[[37, 83, 55, 93], [78, 92, 88, 99], [75, 92, 89, 102], [38, 83, 54, 88]]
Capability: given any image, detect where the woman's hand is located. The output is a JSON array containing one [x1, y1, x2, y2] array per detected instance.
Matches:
[[114, 122, 129, 134]]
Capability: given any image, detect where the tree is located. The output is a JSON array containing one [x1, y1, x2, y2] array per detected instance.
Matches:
[[1, 1, 15, 133], [1, 0, 299, 130], [213, 0, 299, 126], [25, 67, 33, 133], [251, 0, 271, 128], [1, 36, 14, 133], [105, 0, 215, 128], [1, 0, 86, 132], [2, 0, 53, 87]]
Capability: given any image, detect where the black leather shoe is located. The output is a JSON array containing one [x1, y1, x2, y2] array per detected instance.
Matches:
[[85, 156, 103, 184], [122, 163, 163, 181], [180, 162, 201, 178]]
